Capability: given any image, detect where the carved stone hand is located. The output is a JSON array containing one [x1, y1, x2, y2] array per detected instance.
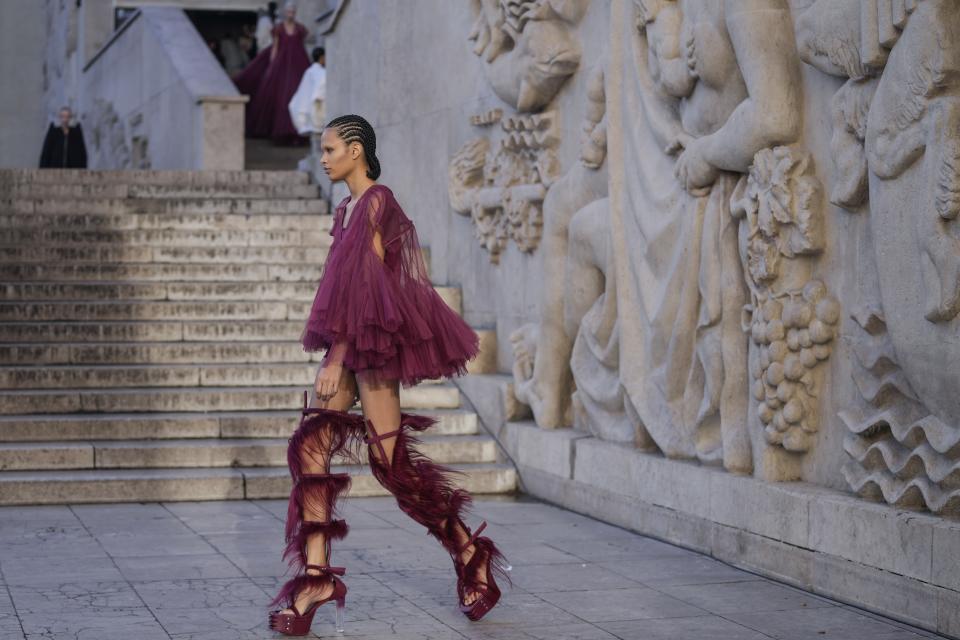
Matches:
[[674, 136, 718, 193]]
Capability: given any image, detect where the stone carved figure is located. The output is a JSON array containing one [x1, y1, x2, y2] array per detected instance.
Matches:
[[468, 0, 587, 112], [797, 0, 960, 514], [510, 64, 643, 443], [603, 0, 805, 474]]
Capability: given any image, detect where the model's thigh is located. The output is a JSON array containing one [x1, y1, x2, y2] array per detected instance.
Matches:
[[357, 374, 402, 464], [298, 367, 359, 474]]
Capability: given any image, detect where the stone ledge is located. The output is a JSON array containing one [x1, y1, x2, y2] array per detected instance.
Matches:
[[502, 421, 960, 639]]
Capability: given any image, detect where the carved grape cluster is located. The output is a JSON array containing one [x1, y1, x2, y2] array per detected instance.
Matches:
[[748, 280, 839, 452]]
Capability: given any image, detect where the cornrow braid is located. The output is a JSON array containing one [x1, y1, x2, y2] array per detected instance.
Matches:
[[325, 114, 381, 180]]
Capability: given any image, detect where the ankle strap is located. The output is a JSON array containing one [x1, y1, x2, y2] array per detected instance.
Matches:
[[304, 563, 346, 576], [456, 521, 487, 555], [302, 518, 342, 526]]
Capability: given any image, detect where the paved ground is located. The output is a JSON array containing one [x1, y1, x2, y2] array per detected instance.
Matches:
[[0, 495, 947, 640]]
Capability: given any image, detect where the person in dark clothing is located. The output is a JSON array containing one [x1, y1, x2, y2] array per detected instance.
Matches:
[[39, 106, 88, 169]]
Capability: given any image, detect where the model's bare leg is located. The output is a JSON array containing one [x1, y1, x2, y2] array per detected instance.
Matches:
[[271, 366, 360, 620], [357, 376, 508, 609]]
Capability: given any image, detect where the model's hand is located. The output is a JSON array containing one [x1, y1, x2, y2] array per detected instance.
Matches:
[[315, 363, 342, 401]]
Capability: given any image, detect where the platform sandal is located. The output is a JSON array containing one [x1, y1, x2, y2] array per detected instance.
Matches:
[[268, 563, 347, 635]]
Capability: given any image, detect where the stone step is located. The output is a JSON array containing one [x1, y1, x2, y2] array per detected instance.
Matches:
[[0, 212, 330, 231], [0, 333, 496, 378], [0, 282, 458, 307], [247, 462, 517, 500], [0, 384, 462, 415], [0, 462, 517, 505], [1, 281, 318, 302], [0, 320, 306, 343], [0, 290, 462, 320], [0, 434, 496, 471], [0, 363, 332, 390], [0, 182, 320, 200], [0, 408, 478, 442], [0, 168, 312, 187], [0, 197, 328, 216], [470, 328, 498, 375], [0, 330, 495, 368], [0, 245, 329, 265], [0, 300, 301, 321], [0, 228, 330, 248], [0, 262, 326, 282], [0, 341, 323, 366]]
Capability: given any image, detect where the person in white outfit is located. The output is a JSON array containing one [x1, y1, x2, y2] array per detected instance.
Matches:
[[289, 46, 327, 136], [290, 47, 328, 182]]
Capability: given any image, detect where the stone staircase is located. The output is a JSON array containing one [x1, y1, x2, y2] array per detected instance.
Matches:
[[0, 169, 516, 505]]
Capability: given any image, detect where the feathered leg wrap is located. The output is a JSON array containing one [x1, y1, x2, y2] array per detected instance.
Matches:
[[270, 404, 366, 610], [363, 413, 511, 617]]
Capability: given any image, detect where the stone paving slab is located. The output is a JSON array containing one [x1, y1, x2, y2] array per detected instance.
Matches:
[[0, 496, 948, 640]]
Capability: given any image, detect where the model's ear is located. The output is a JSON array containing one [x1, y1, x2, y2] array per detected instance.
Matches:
[[350, 142, 362, 160]]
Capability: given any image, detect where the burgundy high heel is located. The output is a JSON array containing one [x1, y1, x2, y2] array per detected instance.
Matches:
[[362, 415, 510, 621], [453, 520, 509, 621], [268, 564, 347, 636]]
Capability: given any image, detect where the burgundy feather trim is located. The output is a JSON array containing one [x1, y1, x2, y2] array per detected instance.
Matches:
[[282, 518, 349, 570], [284, 473, 351, 541], [365, 414, 473, 554], [288, 409, 367, 480]]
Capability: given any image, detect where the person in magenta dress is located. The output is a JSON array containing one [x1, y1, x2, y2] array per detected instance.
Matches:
[[233, 2, 309, 145], [267, 114, 509, 636]]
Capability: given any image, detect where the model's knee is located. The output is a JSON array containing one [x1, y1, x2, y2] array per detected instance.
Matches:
[[292, 437, 330, 474]]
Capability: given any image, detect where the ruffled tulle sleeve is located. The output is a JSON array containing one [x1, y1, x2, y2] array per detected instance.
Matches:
[[301, 185, 479, 387]]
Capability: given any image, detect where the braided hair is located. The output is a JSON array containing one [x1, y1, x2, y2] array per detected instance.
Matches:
[[325, 114, 381, 180]]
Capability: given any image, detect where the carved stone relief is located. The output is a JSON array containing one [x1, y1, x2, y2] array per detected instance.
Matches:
[[468, 0, 587, 112], [842, 307, 960, 515], [88, 99, 134, 170], [731, 146, 839, 453], [508, 64, 635, 444], [451, 0, 587, 262], [797, 0, 960, 513], [449, 111, 560, 263], [600, 0, 815, 476]]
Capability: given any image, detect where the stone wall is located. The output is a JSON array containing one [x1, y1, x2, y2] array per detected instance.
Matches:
[[0, 1, 48, 168], [326, 1, 960, 636], [8, 1, 249, 171], [80, 7, 246, 170]]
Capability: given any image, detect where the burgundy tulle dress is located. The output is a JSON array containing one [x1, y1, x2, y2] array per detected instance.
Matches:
[[302, 184, 480, 387], [233, 22, 310, 145]]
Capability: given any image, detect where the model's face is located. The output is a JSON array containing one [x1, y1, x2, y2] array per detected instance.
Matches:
[[284, 5, 296, 20], [320, 129, 361, 181], [59, 109, 71, 127]]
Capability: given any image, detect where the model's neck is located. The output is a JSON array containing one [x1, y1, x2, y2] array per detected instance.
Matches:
[[345, 174, 375, 200]]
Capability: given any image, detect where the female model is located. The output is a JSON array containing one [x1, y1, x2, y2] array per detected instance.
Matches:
[[267, 114, 509, 635], [233, 1, 309, 145]]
